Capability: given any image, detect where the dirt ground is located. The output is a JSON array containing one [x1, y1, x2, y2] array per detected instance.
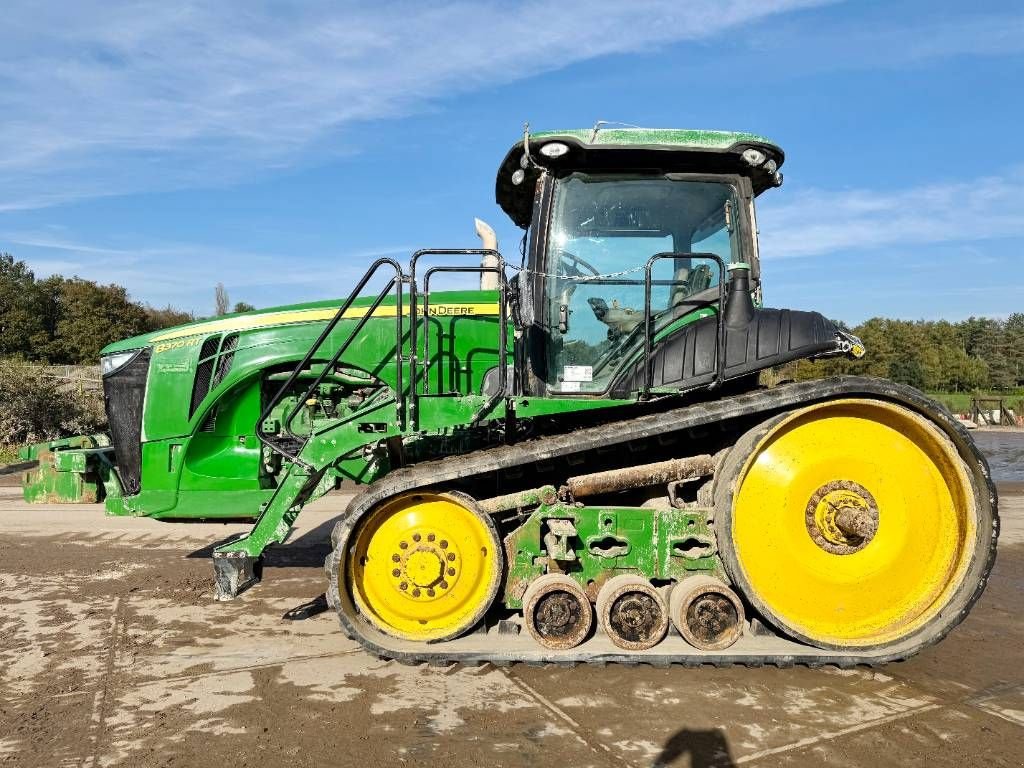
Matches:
[[1, 479, 1022, 767]]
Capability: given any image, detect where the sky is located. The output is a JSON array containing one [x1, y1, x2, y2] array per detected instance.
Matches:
[[1, 0, 1021, 323]]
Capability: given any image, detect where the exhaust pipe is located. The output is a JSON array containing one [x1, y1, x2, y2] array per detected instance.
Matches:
[[474, 217, 499, 291]]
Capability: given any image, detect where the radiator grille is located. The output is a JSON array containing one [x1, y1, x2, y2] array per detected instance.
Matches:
[[103, 349, 151, 496], [189, 333, 239, 419]]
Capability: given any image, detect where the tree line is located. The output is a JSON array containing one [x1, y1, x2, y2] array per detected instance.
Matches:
[[792, 315, 1024, 392], [0, 253, 254, 365], [1, 251, 1020, 389]]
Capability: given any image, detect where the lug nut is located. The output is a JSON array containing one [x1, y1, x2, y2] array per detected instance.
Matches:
[[446, 553, 456, 562], [412, 588, 421, 597], [427, 588, 435, 597], [413, 533, 421, 542], [440, 540, 448, 549], [427, 533, 435, 542], [399, 541, 408, 550], [399, 582, 408, 590], [439, 581, 448, 590], [447, 567, 455, 576], [391, 554, 400, 562], [392, 568, 401, 577]]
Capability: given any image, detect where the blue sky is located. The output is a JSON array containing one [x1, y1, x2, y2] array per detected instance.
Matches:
[[1, 0, 1021, 322]]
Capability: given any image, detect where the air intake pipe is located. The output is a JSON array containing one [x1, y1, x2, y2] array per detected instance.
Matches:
[[474, 218, 500, 291], [723, 262, 755, 329]]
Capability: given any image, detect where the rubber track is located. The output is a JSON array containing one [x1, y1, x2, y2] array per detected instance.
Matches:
[[324, 376, 1000, 667]]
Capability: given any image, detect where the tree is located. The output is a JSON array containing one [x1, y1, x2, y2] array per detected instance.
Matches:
[[35, 277, 151, 364], [1004, 313, 1024, 387], [0, 253, 47, 359], [232, 301, 256, 313], [214, 283, 230, 316], [144, 304, 195, 331]]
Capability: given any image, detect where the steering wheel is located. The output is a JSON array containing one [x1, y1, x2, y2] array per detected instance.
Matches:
[[556, 249, 601, 279]]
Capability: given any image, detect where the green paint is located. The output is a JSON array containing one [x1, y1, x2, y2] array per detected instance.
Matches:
[[531, 127, 778, 152], [503, 502, 722, 609], [23, 129, 784, 572], [22, 445, 114, 504]]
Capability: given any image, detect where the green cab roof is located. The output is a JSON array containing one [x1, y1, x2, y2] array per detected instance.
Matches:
[[496, 127, 784, 228]]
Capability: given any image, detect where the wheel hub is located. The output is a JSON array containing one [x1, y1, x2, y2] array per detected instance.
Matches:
[[806, 480, 879, 554], [609, 593, 660, 641], [388, 529, 458, 599], [687, 594, 738, 645], [534, 592, 583, 636]]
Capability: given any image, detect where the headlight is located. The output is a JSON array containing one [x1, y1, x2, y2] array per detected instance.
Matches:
[[741, 148, 766, 166], [101, 349, 142, 377], [539, 141, 570, 158]]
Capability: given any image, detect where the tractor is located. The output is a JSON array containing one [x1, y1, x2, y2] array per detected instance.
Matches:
[[24, 126, 997, 664]]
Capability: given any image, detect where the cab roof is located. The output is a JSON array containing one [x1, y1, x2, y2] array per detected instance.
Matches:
[[495, 127, 784, 228]]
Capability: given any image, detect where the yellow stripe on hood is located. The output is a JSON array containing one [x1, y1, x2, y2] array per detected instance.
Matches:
[[150, 303, 500, 343]]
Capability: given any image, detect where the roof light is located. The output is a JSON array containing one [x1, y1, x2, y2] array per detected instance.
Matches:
[[539, 142, 569, 158], [511, 169, 526, 185], [741, 148, 766, 166]]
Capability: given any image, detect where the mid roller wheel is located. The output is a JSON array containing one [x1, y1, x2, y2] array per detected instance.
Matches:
[[523, 574, 593, 650], [717, 398, 994, 654], [596, 575, 669, 651], [347, 492, 502, 642]]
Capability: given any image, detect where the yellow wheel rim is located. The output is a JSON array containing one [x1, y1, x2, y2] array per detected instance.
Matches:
[[348, 492, 501, 642], [730, 399, 977, 648]]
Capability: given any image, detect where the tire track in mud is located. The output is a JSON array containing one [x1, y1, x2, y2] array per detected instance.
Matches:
[[82, 596, 123, 768]]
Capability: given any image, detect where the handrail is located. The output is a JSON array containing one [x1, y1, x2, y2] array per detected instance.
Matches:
[[408, 249, 506, 428], [421, 264, 510, 426], [643, 252, 727, 398], [255, 257, 405, 468], [255, 248, 512, 467]]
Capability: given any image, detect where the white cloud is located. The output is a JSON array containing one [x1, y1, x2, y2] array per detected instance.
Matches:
[[745, 10, 1024, 71], [0, 0, 832, 209], [758, 167, 1024, 259], [2, 228, 412, 310]]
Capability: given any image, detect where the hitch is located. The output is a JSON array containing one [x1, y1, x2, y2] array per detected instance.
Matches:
[[213, 551, 263, 600]]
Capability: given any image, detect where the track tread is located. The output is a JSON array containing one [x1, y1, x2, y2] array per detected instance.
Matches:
[[323, 377, 999, 667]]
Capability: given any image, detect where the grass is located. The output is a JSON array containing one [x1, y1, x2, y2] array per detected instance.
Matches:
[[927, 391, 1024, 415], [0, 444, 21, 466]]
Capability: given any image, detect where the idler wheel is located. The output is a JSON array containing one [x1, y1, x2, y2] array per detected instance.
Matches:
[[523, 574, 593, 650], [596, 574, 669, 651], [671, 576, 745, 650]]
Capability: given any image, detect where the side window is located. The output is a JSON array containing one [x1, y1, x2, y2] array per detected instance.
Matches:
[[547, 235, 672, 387], [544, 175, 745, 394]]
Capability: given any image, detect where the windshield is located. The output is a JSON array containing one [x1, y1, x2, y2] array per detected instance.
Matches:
[[544, 173, 745, 394]]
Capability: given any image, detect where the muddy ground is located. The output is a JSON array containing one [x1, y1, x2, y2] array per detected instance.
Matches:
[[1, 478, 1022, 766]]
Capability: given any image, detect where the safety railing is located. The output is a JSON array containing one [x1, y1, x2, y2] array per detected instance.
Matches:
[[256, 257, 406, 467], [409, 249, 510, 426], [255, 249, 513, 467], [642, 252, 727, 398]]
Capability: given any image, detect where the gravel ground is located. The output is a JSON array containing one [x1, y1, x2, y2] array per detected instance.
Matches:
[[0, 478, 1021, 767]]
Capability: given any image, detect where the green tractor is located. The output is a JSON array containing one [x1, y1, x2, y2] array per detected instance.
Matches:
[[27, 127, 997, 664]]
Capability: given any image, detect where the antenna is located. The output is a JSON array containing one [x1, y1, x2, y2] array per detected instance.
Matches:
[[590, 120, 642, 143]]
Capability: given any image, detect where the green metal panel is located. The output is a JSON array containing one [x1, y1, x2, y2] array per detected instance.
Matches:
[[530, 127, 778, 151], [503, 499, 722, 609], [22, 446, 114, 504]]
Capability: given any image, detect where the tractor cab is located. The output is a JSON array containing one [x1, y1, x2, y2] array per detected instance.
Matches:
[[495, 128, 850, 398]]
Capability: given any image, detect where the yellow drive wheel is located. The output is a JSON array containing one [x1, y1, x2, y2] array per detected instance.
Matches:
[[348, 491, 502, 642], [719, 398, 989, 651]]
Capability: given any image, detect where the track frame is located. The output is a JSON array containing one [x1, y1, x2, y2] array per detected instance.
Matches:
[[324, 377, 999, 666]]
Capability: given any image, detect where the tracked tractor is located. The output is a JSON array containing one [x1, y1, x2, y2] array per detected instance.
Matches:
[[29, 127, 998, 665]]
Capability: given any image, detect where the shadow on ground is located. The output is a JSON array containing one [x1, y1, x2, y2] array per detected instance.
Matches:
[[654, 728, 735, 767], [184, 513, 342, 568]]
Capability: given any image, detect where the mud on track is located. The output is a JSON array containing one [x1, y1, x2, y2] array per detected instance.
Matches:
[[1, 485, 1023, 768]]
